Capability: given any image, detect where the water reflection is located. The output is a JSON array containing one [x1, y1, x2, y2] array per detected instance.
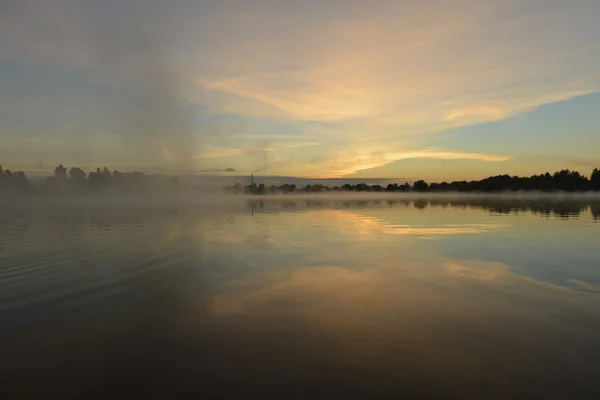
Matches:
[[284, 208, 506, 237], [247, 197, 600, 220], [592, 203, 600, 220], [1, 200, 600, 398]]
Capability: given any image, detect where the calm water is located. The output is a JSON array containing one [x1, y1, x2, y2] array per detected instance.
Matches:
[[1, 197, 600, 399]]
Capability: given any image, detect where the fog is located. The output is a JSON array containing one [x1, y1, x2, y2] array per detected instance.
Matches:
[[85, 2, 197, 170], [1, 1, 199, 170]]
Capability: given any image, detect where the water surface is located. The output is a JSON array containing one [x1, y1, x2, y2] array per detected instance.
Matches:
[[1, 197, 600, 399]]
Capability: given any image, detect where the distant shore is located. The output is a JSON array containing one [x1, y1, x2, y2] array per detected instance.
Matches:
[[226, 168, 600, 195], [1, 164, 599, 196]]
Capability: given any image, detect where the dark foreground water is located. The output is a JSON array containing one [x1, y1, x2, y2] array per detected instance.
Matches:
[[1, 196, 600, 399]]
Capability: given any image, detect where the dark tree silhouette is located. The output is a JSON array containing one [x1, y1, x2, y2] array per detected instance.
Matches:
[[226, 167, 600, 195], [54, 164, 67, 178], [0, 164, 184, 196], [413, 180, 429, 192], [592, 168, 600, 190], [69, 167, 86, 181], [0, 167, 30, 193]]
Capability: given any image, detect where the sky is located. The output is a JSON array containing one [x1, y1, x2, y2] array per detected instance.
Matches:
[[1, 0, 599, 181]]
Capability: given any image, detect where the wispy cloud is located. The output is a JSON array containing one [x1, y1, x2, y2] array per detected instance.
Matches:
[[565, 279, 600, 293], [198, 167, 236, 173], [25, 120, 81, 144], [193, 142, 318, 162], [390, 149, 511, 163], [278, 141, 319, 149], [444, 105, 508, 123], [193, 148, 245, 159], [196, 0, 600, 130], [292, 148, 511, 178]]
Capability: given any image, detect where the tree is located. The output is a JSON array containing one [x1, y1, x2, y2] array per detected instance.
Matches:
[[355, 183, 370, 191], [276, 183, 296, 194], [54, 164, 67, 178], [69, 167, 86, 180], [413, 180, 429, 192], [12, 171, 29, 191], [592, 168, 600, 190], [552, 169, 588, 192]]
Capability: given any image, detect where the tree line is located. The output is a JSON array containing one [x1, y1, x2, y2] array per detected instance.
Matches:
[[227, 168, 600, 194], [0, 164, 179, 195], [2, 165, 599, 196]]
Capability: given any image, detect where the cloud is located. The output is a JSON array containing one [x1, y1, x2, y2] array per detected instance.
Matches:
[[440, 85, 598, 126], [293, 148, 511, 177], [278, 141, 319, 149], [193, 148, 245, 160], [390, 149, 511, 162], [565, 279, 600, 293], [194, 0, 600, 130], [444, 105, 508, 123], [25, 120, 82, 144], [194, 144, 304, 161], [198, 167, 236, 173], [192, 141, 319, 173]]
